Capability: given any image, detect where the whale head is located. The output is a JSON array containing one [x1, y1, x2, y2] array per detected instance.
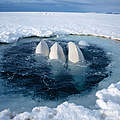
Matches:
[[35, 40, 49, 56], [68, 42, 84, 63], [49, 42, 66, 63]]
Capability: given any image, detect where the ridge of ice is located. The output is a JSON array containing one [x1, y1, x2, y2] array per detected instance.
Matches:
[[96, 82, 120, 119]]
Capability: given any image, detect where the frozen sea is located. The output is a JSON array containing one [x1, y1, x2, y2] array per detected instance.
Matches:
[[0, 12, 120, 120]]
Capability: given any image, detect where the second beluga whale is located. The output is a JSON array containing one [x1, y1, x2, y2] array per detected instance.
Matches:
[[49, 42, 66, 63]]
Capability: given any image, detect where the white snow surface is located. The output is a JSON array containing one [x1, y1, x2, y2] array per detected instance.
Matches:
[[0, 12, 120, 120], [0, 12, 120, 43]]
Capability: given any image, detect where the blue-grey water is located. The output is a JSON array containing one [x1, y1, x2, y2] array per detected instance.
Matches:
[[0, 35, 120, 113]]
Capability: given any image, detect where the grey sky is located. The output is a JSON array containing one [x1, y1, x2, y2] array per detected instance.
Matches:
[[0, 0, 120, 12]]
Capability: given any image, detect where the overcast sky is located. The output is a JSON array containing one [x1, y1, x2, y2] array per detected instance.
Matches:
[[0, 0, 120, 12]]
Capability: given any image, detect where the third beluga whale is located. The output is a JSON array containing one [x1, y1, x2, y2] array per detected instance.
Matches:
[[68, 42, 84, 63]]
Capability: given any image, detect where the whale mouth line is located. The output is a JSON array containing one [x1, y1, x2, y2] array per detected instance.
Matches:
[[0, 35, 111, 101]]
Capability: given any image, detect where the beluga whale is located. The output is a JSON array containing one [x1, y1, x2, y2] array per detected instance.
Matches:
[[67, 42, 86, 90], [49, 42, 66, 63], [68, 42, 84, 63], [35, 40, 49, 56]]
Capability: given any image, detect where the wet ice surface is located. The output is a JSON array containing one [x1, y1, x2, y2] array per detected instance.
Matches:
[[0, 35, 112, 113]]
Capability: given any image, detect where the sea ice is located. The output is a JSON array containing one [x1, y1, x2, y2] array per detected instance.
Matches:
[[0, 12, 120, 43], [79, 40, 89, 47], [1, 82, 120, 120]]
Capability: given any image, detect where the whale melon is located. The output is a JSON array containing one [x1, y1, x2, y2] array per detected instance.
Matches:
[[68, 42, 84, 63], [35, 40, 49, 56], [49, 42, 66, 62]]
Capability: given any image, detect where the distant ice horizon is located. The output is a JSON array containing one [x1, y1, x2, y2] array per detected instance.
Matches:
[[0, 0, 120, 13]]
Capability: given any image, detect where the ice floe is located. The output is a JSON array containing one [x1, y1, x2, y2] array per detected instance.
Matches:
[[96, 82, 120, 120], [79, 40, 89, 47]]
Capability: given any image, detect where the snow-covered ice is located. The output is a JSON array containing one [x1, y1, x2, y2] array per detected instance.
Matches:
[[0, 12, 120, 43], [0, 12, 120, 120]]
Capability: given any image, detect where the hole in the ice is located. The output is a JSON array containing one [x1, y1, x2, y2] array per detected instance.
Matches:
[[0, 35, 111, 100]]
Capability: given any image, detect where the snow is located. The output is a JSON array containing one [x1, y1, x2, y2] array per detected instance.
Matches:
[[0, 12, 120, 120], [0, 12, 120, 43], [0, 102, 102, 120], [96, 82, 120, 120]]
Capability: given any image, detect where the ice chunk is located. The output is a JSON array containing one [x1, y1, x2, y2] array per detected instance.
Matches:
[[35, 40, 49, 56], [96, 82, 120, 119], [79, 40, 89, 47], [0, 109, 11, 120], [49, 42, 66, 62], [3, 102, 101, 120], [68, 42, 84, 63]]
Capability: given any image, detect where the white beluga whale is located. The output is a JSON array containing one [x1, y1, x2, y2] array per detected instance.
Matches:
[[68, 42, 86, 90], [49, 42, 66, 63], [35, 40, 49, 56], [68, 42, 84, 63]]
